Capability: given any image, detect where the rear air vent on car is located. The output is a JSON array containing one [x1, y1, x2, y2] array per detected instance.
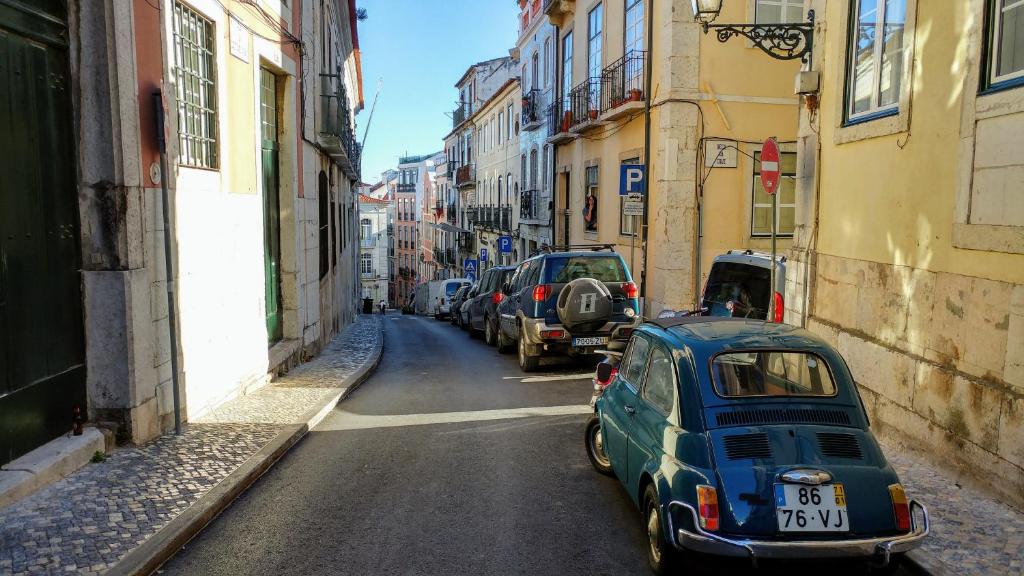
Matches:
[[723, 433, 772, 460], [817, 432, 864, 459], [716, 408, 851, 427]]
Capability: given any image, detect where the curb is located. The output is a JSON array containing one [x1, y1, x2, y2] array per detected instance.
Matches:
[[905, 550, 949, 576], [108, 319, 384, 576]]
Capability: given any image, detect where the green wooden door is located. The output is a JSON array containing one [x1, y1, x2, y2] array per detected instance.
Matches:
[[260, 69, 283, 344], [0, 1, 86, 464]]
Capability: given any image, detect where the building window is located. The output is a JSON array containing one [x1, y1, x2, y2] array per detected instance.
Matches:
[[361, 254, 372, 275], [751, 151, 796, 237], [172, 2, 218, 168], [755, 0, 804, 23], [588, 3, 604, 110], [625, 0, 644, 55], [532, 51, 540, 90], [562, 31, 573, 101], [361, 218, 372, 239], [846, 0, 906, 122], [530, 148, 538, 189], [319, 172, 329, 278], [543, 38, 551, 86], [506, 103, 514, 140], [498, 111, 504, 142], [620, 158, 639, 237], [584, 165, 599, 233], [987, 0, 1024, 88], [331, 196, 337, 267]]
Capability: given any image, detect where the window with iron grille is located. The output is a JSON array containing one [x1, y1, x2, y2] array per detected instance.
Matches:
[[173, 2, 218, 168]]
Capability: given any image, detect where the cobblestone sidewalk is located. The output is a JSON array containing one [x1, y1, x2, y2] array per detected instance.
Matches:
[[883, 438, 1024, 575], [0, 314, 382, 576]]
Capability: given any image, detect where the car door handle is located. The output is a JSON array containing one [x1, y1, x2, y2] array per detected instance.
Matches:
[[624, 405, 636, 415]]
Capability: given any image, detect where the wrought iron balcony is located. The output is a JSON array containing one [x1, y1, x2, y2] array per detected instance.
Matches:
[[453, 103, 469, 128], [521, 89, 544, 132], [455, 164, 476, 189], [396, 183, 415, 193], [318, 73, 356, 173], [568, 77, 604, 132], [601, 51, 647, 121], [520, 189, 548, 223], [546, 97, 575, 144]]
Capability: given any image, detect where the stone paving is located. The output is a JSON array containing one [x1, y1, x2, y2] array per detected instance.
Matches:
[[882, 438, 1024, 575], [0, 314, 382, 576]]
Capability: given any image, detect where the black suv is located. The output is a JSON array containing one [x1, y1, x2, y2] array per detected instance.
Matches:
[[496, 246, 640, 371], [464, 265, 516, 343]]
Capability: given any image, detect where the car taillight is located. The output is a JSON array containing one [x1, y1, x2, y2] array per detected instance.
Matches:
[[624, 281, 638, 299], [440, 298, 445, 305], [889, 484, 911, 531], [772, 292, 784, 323], [540, 329, 565, 339], [596, 366, 618, 388], [696, 485, 720, 531], [492, 292, 505, 305], [533, 284, 551, 302]]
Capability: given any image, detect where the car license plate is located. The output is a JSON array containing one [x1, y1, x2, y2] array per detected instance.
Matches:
[[572, 337, 608, 347], [774, 483, 848, 532]]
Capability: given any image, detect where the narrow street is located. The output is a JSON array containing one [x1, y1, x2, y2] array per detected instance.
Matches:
[[158, 315, 919, 576]]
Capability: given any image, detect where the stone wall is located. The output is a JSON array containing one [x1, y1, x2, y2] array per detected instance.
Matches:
[[805, 252, 1024, 507]]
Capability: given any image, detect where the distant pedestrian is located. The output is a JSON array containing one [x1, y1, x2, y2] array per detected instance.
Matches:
[[379, 300, 387, 315]]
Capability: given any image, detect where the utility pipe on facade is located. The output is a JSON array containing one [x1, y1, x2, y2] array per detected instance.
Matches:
[[153, 91, 182, 435], [639, 0, 655, 318]]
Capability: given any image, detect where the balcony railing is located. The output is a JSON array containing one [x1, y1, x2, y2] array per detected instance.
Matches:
[[520, 189, 545, 222], [318, 73, 359, 179], [396, 183, 415, 193], [453, 103, 469, 128], [547, 97, 573, 137], [455, 164, 476, 188], [568, 77, 603, 128], [602, 51, 647, 114], [521, 89, 543, 131], [447, 203, 458, 223], [470, 206, 514, 232]]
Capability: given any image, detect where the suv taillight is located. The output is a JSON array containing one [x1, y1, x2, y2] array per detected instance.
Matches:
[[492, 292, 505, 305], [624, 281, 638, 299], [533, 284, 551, 302], [772, 292, 784, 323]]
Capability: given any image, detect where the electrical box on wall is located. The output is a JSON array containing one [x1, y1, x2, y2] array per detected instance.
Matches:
[[704, 140, 738, 168], [795, 70, 820, 95]]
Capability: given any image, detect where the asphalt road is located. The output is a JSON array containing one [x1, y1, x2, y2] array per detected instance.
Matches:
[[159, 314, 922, 576]]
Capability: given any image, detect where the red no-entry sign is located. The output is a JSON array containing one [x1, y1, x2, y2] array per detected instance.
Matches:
[[760, 137, 781, 196]]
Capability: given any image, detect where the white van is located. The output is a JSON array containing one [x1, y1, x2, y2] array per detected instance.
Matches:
[[434, 278, 471, 319]]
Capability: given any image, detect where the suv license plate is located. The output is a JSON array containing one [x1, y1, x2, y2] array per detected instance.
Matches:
[[572, 337, 608, 347], [774, 484, 848, 532]]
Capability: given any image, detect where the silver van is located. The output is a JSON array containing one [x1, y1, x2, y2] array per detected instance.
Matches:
[[700, 250, 787, 322]]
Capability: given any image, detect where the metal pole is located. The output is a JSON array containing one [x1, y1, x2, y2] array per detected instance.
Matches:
[[639, 0, 655, 317], [769, 191, 777, 322], [154, 91, 182, 435], [630, 216, 636, 273]]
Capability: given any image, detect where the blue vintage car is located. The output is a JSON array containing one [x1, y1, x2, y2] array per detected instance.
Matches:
[[585, 317, 928, 573]]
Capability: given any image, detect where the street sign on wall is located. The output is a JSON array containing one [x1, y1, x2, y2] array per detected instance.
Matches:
[[479, 248, 488, 262], [498, 236, 513, 254], [760, 137, 781, 196], [463, 258, 478, 281], [619, 164, 645, 196]]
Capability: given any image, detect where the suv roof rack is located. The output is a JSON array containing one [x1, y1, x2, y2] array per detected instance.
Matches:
[[534, 243, 617, 255]]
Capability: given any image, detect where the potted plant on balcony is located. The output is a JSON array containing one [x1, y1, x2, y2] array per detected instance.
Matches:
[[628, 88, 643, 102], [588, 108, 599, 121], [561, 110, 573, 132]]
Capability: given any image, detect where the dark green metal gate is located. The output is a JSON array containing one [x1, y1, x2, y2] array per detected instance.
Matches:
[[0, 0, 86, 464], [260, 68, 283, 344]]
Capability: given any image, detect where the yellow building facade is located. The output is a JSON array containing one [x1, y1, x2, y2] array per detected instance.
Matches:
[[544, 0, 800, 314], [788, 0, 1024, 506]]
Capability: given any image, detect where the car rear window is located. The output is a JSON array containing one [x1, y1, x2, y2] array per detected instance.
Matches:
[[702, 262, 771, 320], [712, 351, 836, 397], [543, 256, 626, 283], [445, 283, 465, 297]]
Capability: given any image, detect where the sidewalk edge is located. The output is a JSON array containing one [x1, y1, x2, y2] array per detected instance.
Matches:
[[107, 318, 384, 576]]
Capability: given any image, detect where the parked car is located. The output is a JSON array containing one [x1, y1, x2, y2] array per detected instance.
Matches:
[[458, 283, 477, 330], [449, 285, 471, 327], [585, 316, 928, 574], [496, 246, 640, 371], [434, 278, 471, 319], [464, 266, 516, 343], [701, 250, 786, 322]]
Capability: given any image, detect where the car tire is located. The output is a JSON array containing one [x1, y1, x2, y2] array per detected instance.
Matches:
[[485, 316, 497, 346], [518, 332, 540, 372], [496, 325, 514, 354], [585, 416, 614, 476], [644, 484, 679, 576]]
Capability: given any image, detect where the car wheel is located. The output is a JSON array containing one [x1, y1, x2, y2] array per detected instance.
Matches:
[[485, 316, 497, 346], [644, 484, 678, 576], [585, 416, 614, 475], [496, 324, 514, 354], [518, 332, 540, 372]]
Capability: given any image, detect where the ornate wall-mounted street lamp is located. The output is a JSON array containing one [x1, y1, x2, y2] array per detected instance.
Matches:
[[690, 0, 814, 64]]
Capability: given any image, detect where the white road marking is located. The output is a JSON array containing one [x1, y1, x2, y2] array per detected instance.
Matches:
[[318, 404, 592, 431], [502, 373, 592, 382]]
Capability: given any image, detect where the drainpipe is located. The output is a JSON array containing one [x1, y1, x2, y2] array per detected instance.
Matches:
[[153, 91, 182, 435], [549, 23, 560, 249], [639, 0, 655, 317]]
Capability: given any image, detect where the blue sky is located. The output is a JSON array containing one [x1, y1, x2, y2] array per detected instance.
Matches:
[[355, 0, 520, 183]]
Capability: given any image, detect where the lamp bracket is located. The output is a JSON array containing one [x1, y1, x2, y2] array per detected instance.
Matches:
[[703, 9, 814, 64]]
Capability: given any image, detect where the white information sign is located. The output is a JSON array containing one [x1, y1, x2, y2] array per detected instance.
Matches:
[[623, 193, 644, 216], [704, 140, 738, 168], [230, 17, 249, 62]]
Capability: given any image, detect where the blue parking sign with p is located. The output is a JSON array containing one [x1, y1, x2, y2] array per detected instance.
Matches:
[[620, 164, 645, 195], [480, 248, 488, 262], [463, 258, 478, 281], [498, 236, 513, 254]]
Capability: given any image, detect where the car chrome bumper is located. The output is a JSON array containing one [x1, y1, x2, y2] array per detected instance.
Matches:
[[668, 500, 928, 566]]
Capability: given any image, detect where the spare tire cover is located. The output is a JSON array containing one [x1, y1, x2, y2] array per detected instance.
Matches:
[[557, 278, 613, 333]]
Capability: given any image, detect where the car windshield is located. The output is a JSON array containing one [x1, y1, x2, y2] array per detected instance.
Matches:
[[702, 262, 771, 320], [712, 351, 836, 397], [543, 256, 626, 283]]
